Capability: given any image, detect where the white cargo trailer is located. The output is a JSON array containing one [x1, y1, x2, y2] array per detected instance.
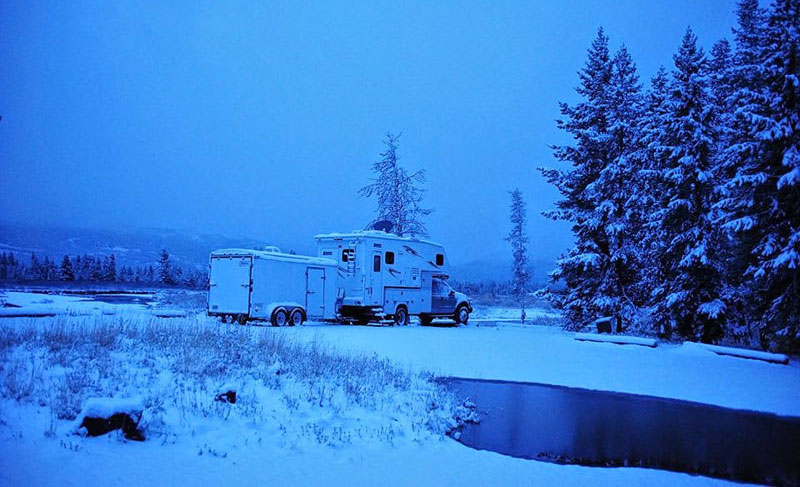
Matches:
[[207, 248, 338, 326], [315, 231, 472, 325]]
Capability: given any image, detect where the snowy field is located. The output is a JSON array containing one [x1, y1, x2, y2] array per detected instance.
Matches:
[[1, 290, 796, 486]]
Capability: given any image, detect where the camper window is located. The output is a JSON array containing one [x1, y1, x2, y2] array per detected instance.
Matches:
[[435, 253, 444, 266], [342, 250, 348, 262], [373, 254, 381, 272], [385, 251, 395, 265]]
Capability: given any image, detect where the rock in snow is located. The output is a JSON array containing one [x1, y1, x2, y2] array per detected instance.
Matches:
[[72, 397, 145, 441]]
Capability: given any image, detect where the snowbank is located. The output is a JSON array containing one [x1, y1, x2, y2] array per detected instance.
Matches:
[[682, 342, 789, 365], [574, 332, 658, 347]]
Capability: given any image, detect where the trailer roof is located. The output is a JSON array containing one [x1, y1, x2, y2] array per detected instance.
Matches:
[[210, 248, 337, 266], [314, 230, 442, 247]]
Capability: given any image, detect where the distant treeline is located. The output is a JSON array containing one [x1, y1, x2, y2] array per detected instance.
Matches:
[[0, 249, 207, 289]]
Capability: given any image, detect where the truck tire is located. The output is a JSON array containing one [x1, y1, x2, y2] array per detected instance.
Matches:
[[454, 304, 470, 325], [271, 308, 288, 327], [289, 309, 304, 326], [393, 307, 409, 326]]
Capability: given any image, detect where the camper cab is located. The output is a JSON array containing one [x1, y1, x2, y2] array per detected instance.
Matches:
[[315, 231, 472, 325], [208, 248, 337, 326]]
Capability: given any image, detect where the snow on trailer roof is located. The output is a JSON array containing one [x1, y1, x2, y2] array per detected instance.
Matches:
[[314, 230, 442, 247], [210, 248, 337, 266]]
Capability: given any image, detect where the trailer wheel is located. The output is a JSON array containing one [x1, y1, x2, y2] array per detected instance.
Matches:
[[271, 308, 288, 327], [289, 309, 305, 326], [454, 304, 470, 325], [393, 306, 409, 327]]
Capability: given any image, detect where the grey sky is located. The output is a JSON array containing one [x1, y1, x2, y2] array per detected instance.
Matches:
[[0, 1, 735, 264]]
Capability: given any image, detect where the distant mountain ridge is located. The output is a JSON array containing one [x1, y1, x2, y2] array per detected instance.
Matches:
[[0, 222, 555, 284], [0, 222, 312, 271]]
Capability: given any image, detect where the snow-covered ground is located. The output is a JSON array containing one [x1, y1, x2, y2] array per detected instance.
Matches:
[[290, 323, 800, 416], [1, 290, 794, 486]]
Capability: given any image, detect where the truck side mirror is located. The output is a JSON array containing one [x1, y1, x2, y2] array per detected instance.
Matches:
[[449, 290, 455, 297]]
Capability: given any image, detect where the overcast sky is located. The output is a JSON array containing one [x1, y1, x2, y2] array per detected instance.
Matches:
[[0, 1, 736, 264]]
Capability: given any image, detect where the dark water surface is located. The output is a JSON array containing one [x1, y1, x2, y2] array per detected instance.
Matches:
[[444, 378, 800, 485], [82, 294, 153, 306]]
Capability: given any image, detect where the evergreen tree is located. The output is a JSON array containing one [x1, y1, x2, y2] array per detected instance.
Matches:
[[146, 265, 155, 283], [103, 254, 117, 282], [359, 132, 432, 237], [650, 28, 726, 342], [594, 44, 646, 327], [541, 30, 645, 329], [540, 28, 613, 329], [90, 257, 103, 281], [0, 252, 7, 279], [158, 249, 174, 285], [718, 0, 800, 352], [505, 189, 530, 323], [29, 252, 41, 280]]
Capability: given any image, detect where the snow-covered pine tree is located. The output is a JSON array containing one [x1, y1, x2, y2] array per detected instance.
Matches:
[[359, 132, 432, 237], [158, 249, 174, 285], [103, 254, 117, 282], [630, 66, 672, 315], [650, 27, 727, 343], [594, 45, 646, 327], [541, 30, 645, 330], [59, 255, 74, 281], [540, 28, 613, 329], [505, 189, 530, 323], [717, 0, 800, 352]]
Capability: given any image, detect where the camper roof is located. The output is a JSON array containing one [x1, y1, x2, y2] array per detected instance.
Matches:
[[210, 248, 337, 267], [314, 230, 441, 247]]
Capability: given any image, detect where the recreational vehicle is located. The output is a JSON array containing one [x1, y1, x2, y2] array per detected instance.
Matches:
[[315, 231, 472, 325], [207, 248, 338, 326]]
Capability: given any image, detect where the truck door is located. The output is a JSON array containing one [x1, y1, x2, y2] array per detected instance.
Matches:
[[208, 256, 252, 315], [368, 251, 383, 306], [306, 267, 326, 318], [431, 278, 456, 314]]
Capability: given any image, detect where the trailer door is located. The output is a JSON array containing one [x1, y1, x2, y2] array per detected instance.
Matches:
[[209, 256, 252, 314], [306, 267, 326, 318], [368, 251, 383, 306]]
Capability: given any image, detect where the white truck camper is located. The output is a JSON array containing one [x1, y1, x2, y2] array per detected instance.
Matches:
[[315, 231, 472, 326], [207, 230, 472, 326], [207, 248, 338, 326]]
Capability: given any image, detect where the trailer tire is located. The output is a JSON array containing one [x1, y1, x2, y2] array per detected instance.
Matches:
[[271, 308, 288, 327], [289, 309, 305, 326], [454, 304, 470, 325], [393, 306, 409, 327]]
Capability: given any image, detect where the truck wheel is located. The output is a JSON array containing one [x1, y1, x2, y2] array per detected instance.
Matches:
[[289, 309, 304, 326], [393, 307, 409, 326], [271, 308, 288, 327], [454, 305, 470, 325], [236, 314, 248, 325]]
